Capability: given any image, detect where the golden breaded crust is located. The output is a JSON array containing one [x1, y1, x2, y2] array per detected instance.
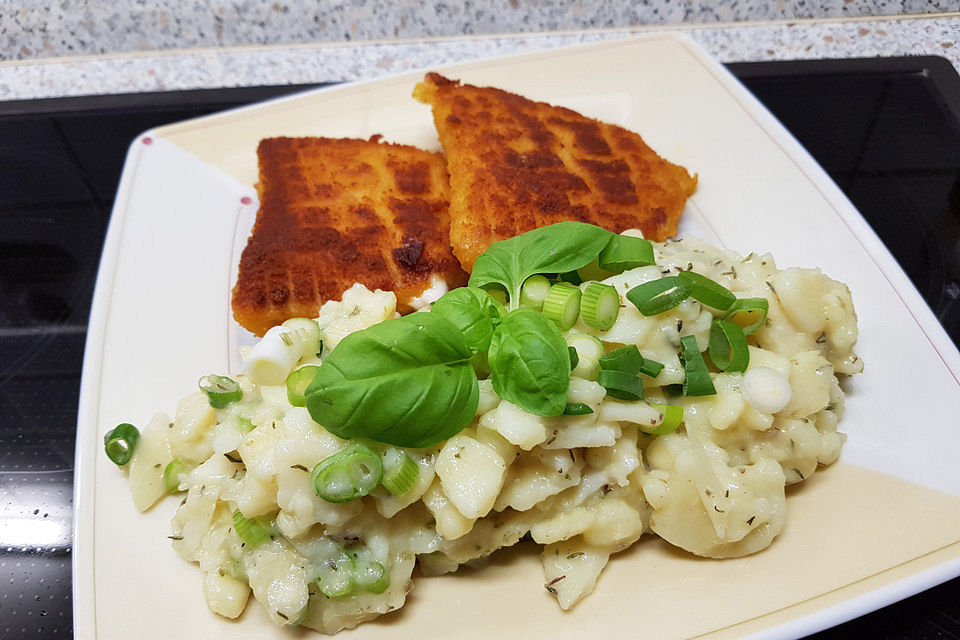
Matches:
[[413, 73, 698, 270], [232, 136, 467, 336]]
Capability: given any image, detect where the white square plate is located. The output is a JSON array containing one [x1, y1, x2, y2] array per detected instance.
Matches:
[[74, 33, 960, 640]]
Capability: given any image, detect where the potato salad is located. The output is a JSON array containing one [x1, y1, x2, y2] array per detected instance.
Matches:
[[104, 222, 862, 634]]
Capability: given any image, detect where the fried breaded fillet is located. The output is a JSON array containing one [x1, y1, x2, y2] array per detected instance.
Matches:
[[413, 73, 698, 270], [232, 136, 467, 336]]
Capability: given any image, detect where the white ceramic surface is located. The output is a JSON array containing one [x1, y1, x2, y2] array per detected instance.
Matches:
[[74, 33, 960, 640]]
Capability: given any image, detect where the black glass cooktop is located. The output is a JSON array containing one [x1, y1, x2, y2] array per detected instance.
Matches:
[[1, 57, 958, 639]]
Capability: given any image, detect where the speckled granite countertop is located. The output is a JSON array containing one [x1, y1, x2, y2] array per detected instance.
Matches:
[[1, 14, 958, 101], [2, 1, 956, 61]]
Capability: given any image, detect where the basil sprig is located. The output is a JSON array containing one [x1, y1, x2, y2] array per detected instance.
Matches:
[[468, 221, 614, 309], [431, 286, 506, 352], [488, 309, 571, 417], [305, 313, 479, 448]]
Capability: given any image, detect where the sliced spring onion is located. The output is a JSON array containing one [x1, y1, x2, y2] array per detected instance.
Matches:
[[598, 344, 644, 375], [626, 276, 690, 316], [709, 319, 750, 372], [567, 333, 605, 380], [598, 369, 644, 401], [542, 283, 582, 331], [723, 297, 770, 335], [741, 366, 792, 413], [103, 423, 139, 466], [563, 402, 594, 415], [676, 271, 736, 310], [245, 325, 307, 385], [312, 444, 383, 503], [163, 459, 185, 493], [281, 317, 323, 357], [286, 365, 320, 407], [580, 282, 620, 330], [199, 374, 242, 409], [638, 356, 665, 378], [644, 404, 684, 435], [520, 275, 552, 311], [380, 448, 420, 496], [348, 551, 391, 594], [485, 287, 509, 306], [679, 335, 716, 396], [598, 235, 655, 273], [232, 509, 273, 548], [316, 552, 356, 598], [237, 416, 256, 434], [568, 346, 580, 370]]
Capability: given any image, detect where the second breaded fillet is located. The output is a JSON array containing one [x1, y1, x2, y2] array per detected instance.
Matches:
[[232, 136, 467, 336], [413, 73, 698, 270]]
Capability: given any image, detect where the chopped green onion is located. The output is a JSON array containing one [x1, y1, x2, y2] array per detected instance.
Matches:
[[557, 271, 582, 286], [286, 365, 320, 407], [679, 335, 716, 396], [626, 276, 690, 316], [316, 552, 356, 598], [281, 317, 323, 357], [568, 346, 580, 370], [598, 369, 644, 401], [709, 320, 750, 372], [348, 551, 390, 594], [380, 448, 419, 496], [199, 374, 242, 409], [599, 345, 644, 375], [580, 282, 620, 330], [520, 275, 552, 311], [312, 444, 383, 503], [723, 297, 770, 335], [104, 423, 139, 466], [638, 356, 665, 378], [485, 287, 508, 306], [598, 235, 655, 273], [644, 404, 684, 435], [542, 283, 582, 331], [676, 271, 736, 311], [567, 334, 604, 380], [237, 416, 256, 433], [163, 459, 186, 493], [232, 509, 273, 548], [563, 402, 594, 415]]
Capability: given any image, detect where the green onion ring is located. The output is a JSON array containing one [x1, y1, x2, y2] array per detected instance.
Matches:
[[638, 356, 665, 378], [708, 319, 750, 372], [312, 443, 383, 503], [199, 374, 242, 409], [380, 448, 420, 496], [286, 365, 320, 407], [626, 277, 690, 316], [232, 509, 274, 548], [598, 369, 644, 401], [598, 235, 656, 273], [163, 459, 186, 493], [563, 402, 594, 415], [676, 271, 736, 311], [598, 345, 644, 375], [104, 423, 140, 466], [679, 335, 716, 396], [644, 404, 684, 435], [580, 282, 621, 330], [722, 297, 770, 335], [542, 283, 582, 330]]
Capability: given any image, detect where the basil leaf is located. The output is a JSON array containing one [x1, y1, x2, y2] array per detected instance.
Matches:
[[488, 308, 570, 417], [305, 313, 479, 448], [468, 221, 614, 308], [431, 286, 506, 352]]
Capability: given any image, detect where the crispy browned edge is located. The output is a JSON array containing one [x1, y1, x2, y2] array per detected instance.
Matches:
[[231, 135, 467, 336]]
